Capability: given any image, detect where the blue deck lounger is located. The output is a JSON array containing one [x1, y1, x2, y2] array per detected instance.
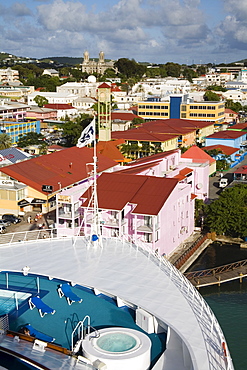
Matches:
[[58, 283, 83, 305], [24, 324, 55, 343], [29, 296, 56, 318]]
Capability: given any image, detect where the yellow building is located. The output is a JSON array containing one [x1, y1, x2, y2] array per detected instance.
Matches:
[[138, 101, 170, 120], [137, 95, 225, 126], [180, 101, 225, 124]]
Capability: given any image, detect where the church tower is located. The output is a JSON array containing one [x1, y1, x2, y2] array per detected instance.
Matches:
[[84, 50, 89, 63]]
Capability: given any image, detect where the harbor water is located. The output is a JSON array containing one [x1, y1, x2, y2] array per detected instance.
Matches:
[[188, 242, 247, 370]]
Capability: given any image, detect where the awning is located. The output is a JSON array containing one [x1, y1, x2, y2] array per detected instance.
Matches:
[[18, 198, 46, 207]]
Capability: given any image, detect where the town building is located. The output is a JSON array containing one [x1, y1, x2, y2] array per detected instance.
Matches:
[[42, 69, 59, 77], [80, 172, 195, 256], [0, 120, 40, 145], [81, 51, 115, 75], [224, 108, 238, 124], [111, 110, 141, 131], [0, 68, 19, 83], [0, 146, 117, 216], [137, 95, 225, 125], [205, 130, 247, 149], [181, 145, 216, 176], [0, 100, 30, 121], [27, 92, 78, 107]]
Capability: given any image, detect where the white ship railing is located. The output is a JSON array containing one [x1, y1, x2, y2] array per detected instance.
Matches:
[[120, 234, 234, 370], [0, 231, 234, 369]]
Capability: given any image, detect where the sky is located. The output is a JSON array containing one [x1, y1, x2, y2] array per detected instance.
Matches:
[[0, 0, 247, 65]]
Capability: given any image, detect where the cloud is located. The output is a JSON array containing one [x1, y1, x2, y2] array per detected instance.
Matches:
[[11, 3, 32, 17], [216, 0, 247, 49]]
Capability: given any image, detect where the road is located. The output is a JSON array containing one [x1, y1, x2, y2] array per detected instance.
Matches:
[[208, 155, 247, 202]]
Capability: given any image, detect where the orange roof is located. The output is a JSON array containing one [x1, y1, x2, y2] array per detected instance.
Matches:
[[0, 147, 116, 194], [179, 167, 193, 176], [96, 140, 131, 163], [181, 145, 216, 164], [80, 172, 178, 215]]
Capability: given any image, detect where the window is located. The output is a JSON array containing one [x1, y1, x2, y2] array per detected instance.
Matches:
[[181, 113, 186, 118]]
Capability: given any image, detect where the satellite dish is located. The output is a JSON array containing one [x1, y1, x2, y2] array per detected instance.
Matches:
[[196, 183, 203, 189], [88, 75, 96, 83]]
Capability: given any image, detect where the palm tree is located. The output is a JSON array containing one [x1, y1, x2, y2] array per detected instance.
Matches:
[[0, 133, 12, 149]]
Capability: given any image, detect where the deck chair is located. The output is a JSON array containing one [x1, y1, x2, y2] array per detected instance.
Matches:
[[58, 283, 83, 305], [24, 324, 55, 343], [29, 296, 56, 318]]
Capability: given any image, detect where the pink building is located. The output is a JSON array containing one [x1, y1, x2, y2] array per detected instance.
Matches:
[[115, 148, 209, 201], [80, 172, 195, 256]]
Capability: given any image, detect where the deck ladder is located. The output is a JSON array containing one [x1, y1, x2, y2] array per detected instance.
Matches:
[[71, 315, 91, 353]]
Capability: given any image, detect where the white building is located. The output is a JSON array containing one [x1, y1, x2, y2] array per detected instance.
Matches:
[[56, 81, 98, 98], [27, 92, 78, 106], [0, 68, 19, 83]]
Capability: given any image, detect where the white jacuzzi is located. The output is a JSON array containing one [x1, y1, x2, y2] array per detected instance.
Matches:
[[82, 327, 151, 370]]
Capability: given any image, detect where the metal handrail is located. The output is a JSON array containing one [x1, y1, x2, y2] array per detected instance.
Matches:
[[185, 259, 247, 279], [119, 234, 234, 370], [71, 315, 90, 352]]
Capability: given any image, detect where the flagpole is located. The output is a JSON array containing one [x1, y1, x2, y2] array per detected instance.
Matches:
[[92, 116, 99, 238]]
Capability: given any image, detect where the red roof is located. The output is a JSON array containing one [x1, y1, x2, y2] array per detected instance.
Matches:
[[181, 145, 216, 164], [225, 108, 237, 115], [234, 165, 247, 174], [80, 173, 178, 215], [206, 130, 245, 139], [179, 167, 193, 176], [48, 144, 65, 150], [142, 118, 214, 130], [203, 144, 238, 156], [229, 123, 247, 130], [112, 128, 178, 142], [111, 112, 140, 121], [98, 83, 111, 89], [0, 147, 116, 194], [44, 104, 76, 110]]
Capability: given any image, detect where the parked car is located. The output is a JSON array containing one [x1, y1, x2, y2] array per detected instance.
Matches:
[[0, 219, 11, 227], [0, 225, 6, 233], [2, 214, 21, 224], [219, 178, 228, 188]]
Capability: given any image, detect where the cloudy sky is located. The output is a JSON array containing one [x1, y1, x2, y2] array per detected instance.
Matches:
[[1, 0, 247, 64]]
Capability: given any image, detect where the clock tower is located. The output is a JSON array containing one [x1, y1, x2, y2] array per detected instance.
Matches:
[[98, 83, 111, 141]]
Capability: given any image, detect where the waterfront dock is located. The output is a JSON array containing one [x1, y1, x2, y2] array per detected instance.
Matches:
[[184, 259, 247, 288]]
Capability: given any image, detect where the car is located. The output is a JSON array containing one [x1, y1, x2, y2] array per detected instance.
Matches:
[[0, 219, 11, 227], [0, 225, 6, 233], [2, 214, 21, 224]]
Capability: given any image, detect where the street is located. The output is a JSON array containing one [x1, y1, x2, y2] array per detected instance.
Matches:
[[208, 154, 247, 202]]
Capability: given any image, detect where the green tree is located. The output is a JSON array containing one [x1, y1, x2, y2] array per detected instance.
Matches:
[[206, 85, 227, 92], [34, 95, 48, 107], [203, 90, 220, 101], [0, 133, 12, 149], [114, 58, 146, 79], [129, 117, 144, 129], [61, 114, 93, 147], [225, 99, 242, 113], [17, 132, 45, 147], [205, 185, 247, 237]]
